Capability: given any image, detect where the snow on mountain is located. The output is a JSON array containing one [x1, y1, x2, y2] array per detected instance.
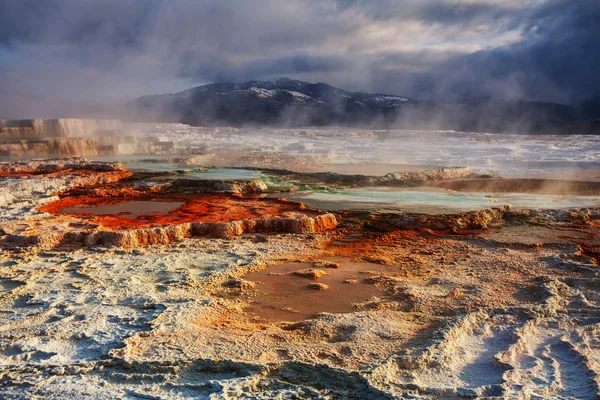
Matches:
[[248, 87, 321, 103], [372, 95, 409, 103], [248, 87, 276, 99]]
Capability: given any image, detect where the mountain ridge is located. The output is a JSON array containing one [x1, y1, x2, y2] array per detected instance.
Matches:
[[130, 78, 599, 134]]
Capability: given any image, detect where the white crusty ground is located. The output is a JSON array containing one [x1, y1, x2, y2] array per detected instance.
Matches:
[[110, 123, 600, 177], [2, 225, 600, 398], [1, 159, 600, 398]]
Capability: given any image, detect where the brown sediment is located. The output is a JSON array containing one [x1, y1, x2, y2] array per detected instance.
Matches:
[[337, 207, 508, 240], [433, 177, 600, 196], [483, 225, 593, 245], [236, 257, 393, 322]]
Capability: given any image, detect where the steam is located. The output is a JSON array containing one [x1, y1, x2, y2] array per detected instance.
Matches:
[[1, 0, 598, 118]]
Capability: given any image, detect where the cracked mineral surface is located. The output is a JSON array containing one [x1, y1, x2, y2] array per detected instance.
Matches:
[[1, 129, 600, 398]]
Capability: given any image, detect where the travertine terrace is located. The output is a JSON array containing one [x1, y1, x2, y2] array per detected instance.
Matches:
[[1, 127, 600, 399], [0, 119, 175, 157]]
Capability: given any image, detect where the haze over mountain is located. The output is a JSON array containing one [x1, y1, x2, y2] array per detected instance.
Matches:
[[131, 78, 599, 134]]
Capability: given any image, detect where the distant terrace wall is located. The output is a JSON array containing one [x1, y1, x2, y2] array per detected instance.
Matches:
[[0, 119, 122, 139]]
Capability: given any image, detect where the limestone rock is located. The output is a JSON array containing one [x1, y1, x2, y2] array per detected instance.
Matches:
[[307, 283, 329, 290], [222, 278, 255, 290], [313, 260, 341, 269], [292, 269, 327, 280], [244, 179, 268, 192]]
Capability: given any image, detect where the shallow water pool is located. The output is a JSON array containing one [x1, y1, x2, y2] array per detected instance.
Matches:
[[280, 187, 600, 214], [170, 168, 263, 180], [59, 200, 185, 219]]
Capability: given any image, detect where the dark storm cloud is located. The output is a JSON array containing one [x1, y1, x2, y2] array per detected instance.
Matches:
[[409, 0, 600, 103], [0, 0, 157, 48], [320, 0, 516, 23], [0, 0, 598, 117], [179, 54, 345, 84]]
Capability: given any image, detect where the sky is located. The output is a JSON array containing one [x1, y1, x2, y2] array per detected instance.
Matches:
[[0, 0, 599, 118]]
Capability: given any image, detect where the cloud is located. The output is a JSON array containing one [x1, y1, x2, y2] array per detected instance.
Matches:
[[413, 0, 600, 103], [0, 0, 597, 117]]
